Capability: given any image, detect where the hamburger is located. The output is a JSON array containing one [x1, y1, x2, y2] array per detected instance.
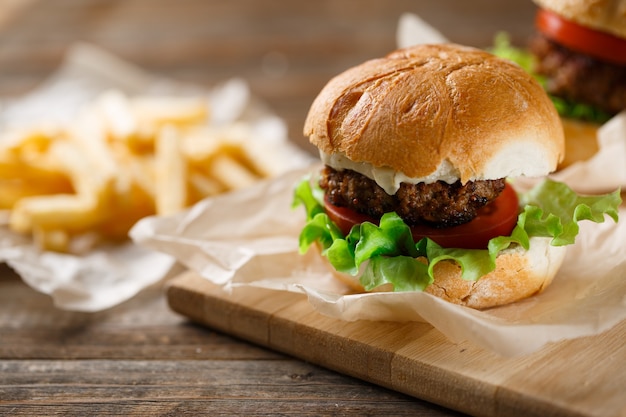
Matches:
[[493, 0, 626, 168], [293, 43, 620, 309]]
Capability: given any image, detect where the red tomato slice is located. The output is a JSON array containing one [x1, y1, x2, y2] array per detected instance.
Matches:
[[324, 183, 519, 250], [535, 8, 626, 65]]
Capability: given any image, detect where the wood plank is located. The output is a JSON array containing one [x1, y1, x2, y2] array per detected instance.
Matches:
[[167, 271, 626, 417], [0, 269, 462, 416], [0, 271, 280, 360], [0, 359, 457, 417]]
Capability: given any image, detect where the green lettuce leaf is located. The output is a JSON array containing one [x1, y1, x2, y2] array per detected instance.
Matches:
[[488, 32, 612, 124], [518, 179, 620, 245], [293, 176, 621, 293]]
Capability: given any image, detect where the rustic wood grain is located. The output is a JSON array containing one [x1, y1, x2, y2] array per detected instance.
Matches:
[[1, 362, 454, 416], [167, 271, 626, 417], [0, 267, 466, 416]]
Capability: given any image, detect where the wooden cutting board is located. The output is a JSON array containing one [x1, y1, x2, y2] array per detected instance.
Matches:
[[167, 271, 626, 417]]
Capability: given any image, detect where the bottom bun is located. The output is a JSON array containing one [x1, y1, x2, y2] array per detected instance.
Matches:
[[558, 117, 600, 170], [325, 237, 567, 310]]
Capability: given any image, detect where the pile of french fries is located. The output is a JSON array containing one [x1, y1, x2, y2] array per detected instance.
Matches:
[[0, 89, 279, 253]]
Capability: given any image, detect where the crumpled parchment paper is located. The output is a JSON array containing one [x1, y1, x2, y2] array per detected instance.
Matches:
[[0, 43, 311, 311]]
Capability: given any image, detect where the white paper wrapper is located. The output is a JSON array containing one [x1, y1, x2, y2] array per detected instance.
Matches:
[[131, 167, 626, 356], [0, 43, 311, 311], [396, 13, 448, 48]]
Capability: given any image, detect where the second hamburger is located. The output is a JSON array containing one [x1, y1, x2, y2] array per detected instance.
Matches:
[[492, 0, 626, 168]]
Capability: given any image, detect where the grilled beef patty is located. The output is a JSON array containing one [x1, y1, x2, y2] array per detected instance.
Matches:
[[529, 34, 626, 115], [319, 166, 506, 228]]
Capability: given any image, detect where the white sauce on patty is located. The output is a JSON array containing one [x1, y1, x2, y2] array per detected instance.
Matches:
[[320, 151, 462, 195]]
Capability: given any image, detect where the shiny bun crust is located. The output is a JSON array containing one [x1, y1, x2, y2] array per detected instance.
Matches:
[[304, 43, 564, 184], [328, 237, 567, 310], [533, 0, 626, 39]]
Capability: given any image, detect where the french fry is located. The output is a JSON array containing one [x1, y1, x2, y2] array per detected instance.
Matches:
[[0, 126, 58, 154], [207, 153, 259, 191], [180, 126, 223, 163], [98, 180, 154, 240], [32, 227, 102, 254], [10, 194, 103, 234], [0, 180, 72, 210], [47, 140, 113, 201], [9, 138, 114, 235], [154, 124, 187, 216], [67, 106, 118, 178], [123, 152, 156, 199], [238, 139, 286, 178], [132, 96, 209, 128], [95, 90, 137, 141], [2, 88, 286, 253], [0, 160, 69, 183], [32, 227, 71, 253], [187, 171, 225, 200]]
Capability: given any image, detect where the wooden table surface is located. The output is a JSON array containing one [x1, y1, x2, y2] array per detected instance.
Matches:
[[0, 1, 538, 415]]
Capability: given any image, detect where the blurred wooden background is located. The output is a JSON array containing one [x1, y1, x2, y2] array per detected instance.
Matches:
[[0, 0, 538, 154]]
